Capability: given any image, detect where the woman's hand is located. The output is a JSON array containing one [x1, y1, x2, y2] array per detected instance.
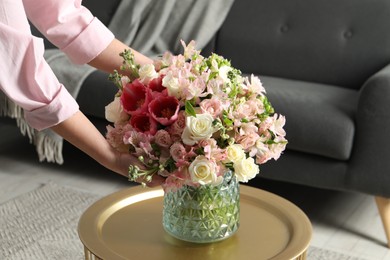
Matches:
[[113, 152, 165, 187], [51, 110, 165, 187]]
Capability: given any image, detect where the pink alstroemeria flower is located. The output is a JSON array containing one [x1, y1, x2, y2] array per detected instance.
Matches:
[[121, 79, 151, 115], [130, 112, 158, 135], [148, 95, 180, 126]]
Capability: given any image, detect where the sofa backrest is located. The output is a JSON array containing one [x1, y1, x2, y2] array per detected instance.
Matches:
[[83, 0, 122, 26], [214, 0, 390, 89]]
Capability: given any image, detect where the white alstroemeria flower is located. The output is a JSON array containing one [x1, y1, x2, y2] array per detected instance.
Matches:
[[139, 64, 158, 84], [189, 155, 223, 186], [182, 113, 217, 145], [233, 157, 260, 182]]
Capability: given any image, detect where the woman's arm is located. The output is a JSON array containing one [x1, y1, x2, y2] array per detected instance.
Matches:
[[87, 38, 153, 73], [19, 0, 162, 185], [50, 110, 164, 187]]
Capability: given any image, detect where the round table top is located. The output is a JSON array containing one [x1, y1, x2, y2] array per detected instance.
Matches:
[[78, 185, 312, 260]]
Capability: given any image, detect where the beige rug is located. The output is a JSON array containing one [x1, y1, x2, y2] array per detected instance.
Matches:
[[0, 183, 368, 260]]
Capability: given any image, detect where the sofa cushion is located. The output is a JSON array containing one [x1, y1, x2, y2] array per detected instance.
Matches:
[[260, 76, 358, 160]]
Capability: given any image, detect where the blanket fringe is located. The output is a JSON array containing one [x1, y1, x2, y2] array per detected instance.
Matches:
[[35, 131, 64, 164], [0, 93, 23, 120], [0, 95, 33, 143], [15, 117, 35, 144], [1, 94, 63, 164]]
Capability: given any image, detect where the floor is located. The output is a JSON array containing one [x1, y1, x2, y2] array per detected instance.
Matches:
[[1, 123, 389, 260]]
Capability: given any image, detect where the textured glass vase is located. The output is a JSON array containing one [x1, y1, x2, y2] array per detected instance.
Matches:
[[162, 171, 240, 243]]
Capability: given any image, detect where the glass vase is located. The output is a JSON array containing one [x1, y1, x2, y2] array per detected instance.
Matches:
[[162, 171, 240, 243]]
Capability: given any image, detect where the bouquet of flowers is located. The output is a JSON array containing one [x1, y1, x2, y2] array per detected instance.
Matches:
[[105, 40, 287, 192]]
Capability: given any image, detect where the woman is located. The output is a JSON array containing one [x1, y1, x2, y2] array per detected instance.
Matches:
[[0, 0, 164, 186]]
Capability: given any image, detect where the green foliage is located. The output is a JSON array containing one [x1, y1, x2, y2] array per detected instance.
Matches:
[[108, 49, 140, 89], [185, 100, 197, 117]]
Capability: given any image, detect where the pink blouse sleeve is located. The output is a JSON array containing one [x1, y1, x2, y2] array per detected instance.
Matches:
[[0, 0, 114, 131], [23, 0, 114, 64]]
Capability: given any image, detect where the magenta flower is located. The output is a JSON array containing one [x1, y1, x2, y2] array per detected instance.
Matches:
[[130, 112, 158, 135], [148, 75, 166, 93], [121, 79, 151, 115], [148, 95, 180, 126]]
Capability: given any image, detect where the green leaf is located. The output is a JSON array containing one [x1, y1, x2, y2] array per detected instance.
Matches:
[[185, 101, 197, 117], [223, 117, 233, 126], [209, 72, 218, 80], [164, 157, 177, 173]]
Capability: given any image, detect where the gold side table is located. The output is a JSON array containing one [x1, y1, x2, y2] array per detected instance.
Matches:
[[78, 185, 312, 260]]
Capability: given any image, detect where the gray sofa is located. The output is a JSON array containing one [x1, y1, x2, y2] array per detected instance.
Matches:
[[29, 0, 390, 246]]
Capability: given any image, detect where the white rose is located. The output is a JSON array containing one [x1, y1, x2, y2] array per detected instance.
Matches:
[[105, 97, 127, 123], [139, 64, 158, 84], [189, 156, 223, 186], [233, 157, 259, 182], [162, 72, 180, 98], [181, 113, 217, 145], [225, 144, 246, 163]]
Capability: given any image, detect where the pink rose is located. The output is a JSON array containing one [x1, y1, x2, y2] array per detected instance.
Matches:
[[106, 124, 130, 153], [154, 130, 173, 148], [170, 142, 186, 162], [200, 97, 223, 117], [167, 110, 186, 136], [235, 132, 259, 150]]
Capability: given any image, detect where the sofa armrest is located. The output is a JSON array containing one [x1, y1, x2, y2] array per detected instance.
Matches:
[[359, 63, 390, 117], [348, 63, 390, 195]]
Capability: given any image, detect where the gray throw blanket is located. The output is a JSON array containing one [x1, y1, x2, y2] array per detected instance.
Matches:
[[0, 0, 234, 164]]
